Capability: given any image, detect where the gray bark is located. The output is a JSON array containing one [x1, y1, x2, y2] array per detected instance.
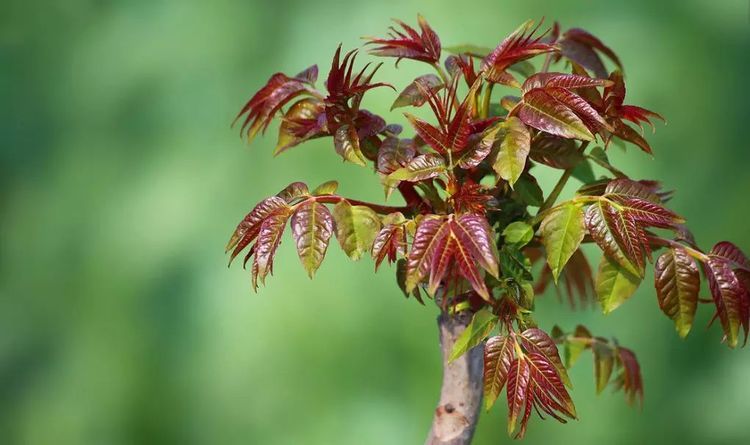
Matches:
[[424, 312, 484, 445]]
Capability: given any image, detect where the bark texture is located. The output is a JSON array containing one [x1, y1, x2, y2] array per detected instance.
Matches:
[[425, 312, 484, 445]]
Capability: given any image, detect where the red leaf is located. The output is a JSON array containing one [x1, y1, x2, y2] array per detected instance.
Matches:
[[616, 347, 643, 406], [710, 242, 750, 270], [535, 250, 595, 309], [452, 214, 500, 278], [391, 74, 444, 110], [428, 233, 458, 295], [405, 216, 451, 292], [234, 71, 313, 142], [226, 196, 289, 263], [522, 73, 611, 93], [602, 71, 664, 154], [483, 20, 555, 81], [365, 14, 441, 64], [376, 137, 416, 174], [612, 197, 683, 229], [290, 200, 334, 278], [506, 357, 531, 436], [515, 89, 593, 140], [274, 98, 327, 155], [520, 328, 571, 388], [325, 46, 391, 109], [558, 28, 622, 78], [654, 247, 700, 338], [584, 201, 641, 277], [404, 113, 450, 154], [372, 222, 407, 270], [484, 335, 515, 410], [605, 178, 662, 203], [252, 207, 293, 288], [704, 257, 746, 348]]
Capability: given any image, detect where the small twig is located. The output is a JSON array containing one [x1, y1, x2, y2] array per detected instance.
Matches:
[[537, 142, 590, 213]]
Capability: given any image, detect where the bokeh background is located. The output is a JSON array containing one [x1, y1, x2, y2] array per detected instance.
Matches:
[[2, 0, 749, 443]]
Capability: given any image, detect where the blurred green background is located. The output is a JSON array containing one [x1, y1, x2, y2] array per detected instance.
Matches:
[[2, 0, 749, 443]]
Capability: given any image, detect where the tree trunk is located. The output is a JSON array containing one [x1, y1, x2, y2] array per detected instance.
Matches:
[[424, 311, 484, 445]]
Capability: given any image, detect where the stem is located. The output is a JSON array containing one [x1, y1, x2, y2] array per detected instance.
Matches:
[[425, 311, 484, 445], [314, 195, 412, 215], [541, 52, 553, 73], [480, 83, 494, 119], [432, 62, 450, 86], [537, 142, 590, 213]]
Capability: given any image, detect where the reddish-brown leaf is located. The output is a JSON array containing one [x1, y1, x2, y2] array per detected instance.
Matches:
[[711, 242, 750, 270], [376, 137, 416, 174], [558, 28, 622, 78], [515, 89, 594, 141], [506, 356, 531, 436], [654, 247, 700, 338], [252, 207, 293, 288], [484, 335, 515, 410], [615, 347, 643, 406], [365, 14, 441, 64], [227, 196, 289, 263], [584, 201, 640, 277], [274, 98, 328, 155], [520, 328, 571, 387], [604, 178, 662, 203], [235, 70, 315, 142], [483, 20, 555, 81], [405, 216, 451, 292], [372, 221, 407, 270], [452, 214, 500, 278], [705, 257, 746, 348], [391, 74, 444, 110], [290, 200, 334, 278]]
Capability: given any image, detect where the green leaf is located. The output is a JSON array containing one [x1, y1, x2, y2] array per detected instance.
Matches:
[[444, 44, 494, 57], [571, 159, 596, 184], [334, 124, 366, 166], [312, 180, 339, 196], [564, 325, 592, 368], [502, 221, 534, 247], [540, 203, 585, 283], [595, 256, 642, 314], [494, 117, 530, 186], [514, 173, 544, 207], [449, 309, 498, 362], [593, 342, 614, 393], [386, 153, 446, 183], [332, 201, 382, 260]]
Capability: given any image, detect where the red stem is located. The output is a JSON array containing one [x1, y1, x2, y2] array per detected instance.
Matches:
[[314, 195, 413, 215]]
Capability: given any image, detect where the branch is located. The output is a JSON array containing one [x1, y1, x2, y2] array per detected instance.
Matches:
[[425, 311, 484, 445], [314, 195, 413, 215]]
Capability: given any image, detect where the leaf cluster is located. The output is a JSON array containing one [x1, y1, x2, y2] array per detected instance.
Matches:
[[228, 15, 747, 439]]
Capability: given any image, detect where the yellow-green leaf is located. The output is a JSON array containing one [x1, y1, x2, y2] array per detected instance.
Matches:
[[540, 203, 585, 283], [332, 201, 382, 260], [312, 180, 339, 196], [595, 256, 642, 314], [334, 124, 366, 166], [502, 221, 534, 247], [449, 309, 498, 362], [494, 117, 530, 186]]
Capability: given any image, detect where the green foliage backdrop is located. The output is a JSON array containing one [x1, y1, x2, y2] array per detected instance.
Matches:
[[2, 0, 749, 443]]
